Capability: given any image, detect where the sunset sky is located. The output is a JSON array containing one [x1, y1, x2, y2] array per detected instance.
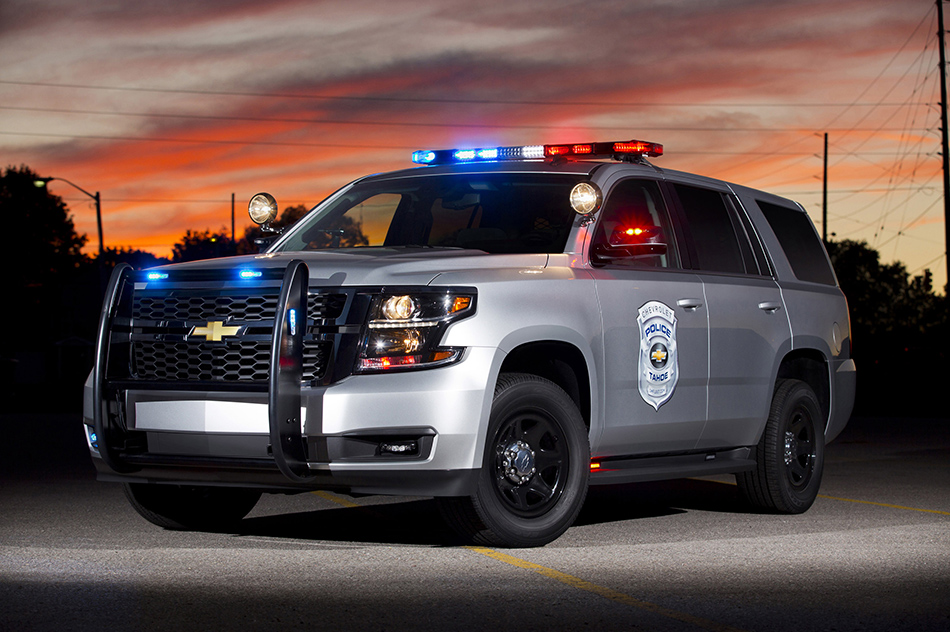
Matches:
[[2, 0, 946, 289]]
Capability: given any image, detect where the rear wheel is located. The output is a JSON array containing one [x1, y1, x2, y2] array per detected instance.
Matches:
[[439, 373, 589, 547], [737, 379, 824, 513], [124, 483, 262, 531]]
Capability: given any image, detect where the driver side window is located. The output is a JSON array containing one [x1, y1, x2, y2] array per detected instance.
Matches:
[[592, 179, 679, 268]]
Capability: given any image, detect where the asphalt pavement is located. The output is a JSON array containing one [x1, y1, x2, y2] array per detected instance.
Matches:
[[1, 413, 947, 632]]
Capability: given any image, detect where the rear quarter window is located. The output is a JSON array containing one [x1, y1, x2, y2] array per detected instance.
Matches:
[[758, 201, 836, 285]]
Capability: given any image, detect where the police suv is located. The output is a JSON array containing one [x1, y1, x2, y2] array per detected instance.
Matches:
[[83, 139, 856, 547]]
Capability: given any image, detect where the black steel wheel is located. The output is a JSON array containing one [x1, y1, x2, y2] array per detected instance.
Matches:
[[439, 373, 589, 547], [737, 379, 825, 513], [124, 483, 262, 531]]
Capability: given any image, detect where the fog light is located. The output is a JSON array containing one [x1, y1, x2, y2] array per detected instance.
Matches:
[[86, 426, 99, 451], [379, 440, 418, 456]]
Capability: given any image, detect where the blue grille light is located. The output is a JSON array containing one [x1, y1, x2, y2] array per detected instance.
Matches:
[[146, 272, 169, 280], [239, 269, 263, 279], [288, 308, 297, 336]]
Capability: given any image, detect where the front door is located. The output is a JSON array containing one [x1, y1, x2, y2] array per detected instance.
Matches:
[[587, 177, 709, 457]]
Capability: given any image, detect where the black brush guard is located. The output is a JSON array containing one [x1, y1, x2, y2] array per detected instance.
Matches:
[[92, 261, 316, 482]]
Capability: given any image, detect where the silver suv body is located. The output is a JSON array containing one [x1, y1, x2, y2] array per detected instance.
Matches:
[[83, 140, 856, 546]]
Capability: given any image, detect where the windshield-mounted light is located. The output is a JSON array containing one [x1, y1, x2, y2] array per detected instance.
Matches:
[[570, 182, 603, 215], [248, 192, 278, 225]]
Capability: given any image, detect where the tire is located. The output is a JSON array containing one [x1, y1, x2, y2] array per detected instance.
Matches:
[[124, 483, 262, 531], [737, 379, 825, 513], [439, 373, 589, 547]]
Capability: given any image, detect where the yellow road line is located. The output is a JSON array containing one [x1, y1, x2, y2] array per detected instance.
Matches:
[[311, 490, 361, 508], [817, 494, 950, 516], [466, 546, 748, 632]]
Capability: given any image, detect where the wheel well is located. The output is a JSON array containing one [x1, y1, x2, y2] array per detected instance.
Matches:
[[776, 351, 830, 427], [499, 341, 591, 429]]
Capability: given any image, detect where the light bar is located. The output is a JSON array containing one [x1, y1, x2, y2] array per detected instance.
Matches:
[[146, 272, 169, 280], [411, 139, 662, 165]]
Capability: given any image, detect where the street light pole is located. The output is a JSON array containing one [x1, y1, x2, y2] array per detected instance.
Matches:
[[34, 177, 103, 256]]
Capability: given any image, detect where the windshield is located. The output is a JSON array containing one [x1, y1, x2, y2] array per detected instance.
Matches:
[[273, 173, 585, 254]]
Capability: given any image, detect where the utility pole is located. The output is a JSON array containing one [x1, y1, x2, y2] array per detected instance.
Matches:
[[823, 132, 828, 244], [231, 193, 236, 244], [938, 0, 950, 289]]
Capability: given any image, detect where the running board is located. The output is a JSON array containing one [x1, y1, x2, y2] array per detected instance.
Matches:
[[589, 447, 755, 486]]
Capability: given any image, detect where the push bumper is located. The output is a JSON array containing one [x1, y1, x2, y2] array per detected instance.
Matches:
[[84, 262, 494, 497]]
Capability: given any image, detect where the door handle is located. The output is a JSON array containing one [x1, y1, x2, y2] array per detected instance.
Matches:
[[758, 301, 782, 313], [676, 298, 704, 311]]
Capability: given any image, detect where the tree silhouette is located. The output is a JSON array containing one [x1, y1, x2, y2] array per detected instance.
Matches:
[[2, 165, 88, 291], [827, 239, 947, 415], [827, 239, 945, 344], [2, 165, 91, 403], [98, 246, 170, 271], [171, 228, 236, 262]]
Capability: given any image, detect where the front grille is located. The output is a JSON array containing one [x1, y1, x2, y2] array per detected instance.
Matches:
[[132, 293, 337, 322], [133, 340, 332, 382], [129, 288, 345, 384]]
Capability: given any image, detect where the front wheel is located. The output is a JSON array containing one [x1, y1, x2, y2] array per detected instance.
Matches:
[[124, 483, 262, 531], [439, 373, 589, 547], [737, 379, 825, 513]]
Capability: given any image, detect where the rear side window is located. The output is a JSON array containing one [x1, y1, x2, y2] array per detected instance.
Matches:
[[758, 201, 836, 285], [672, 184, 746, 274]]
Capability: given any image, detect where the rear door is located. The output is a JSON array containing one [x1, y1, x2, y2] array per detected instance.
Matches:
[[666, 180, 791, 449]]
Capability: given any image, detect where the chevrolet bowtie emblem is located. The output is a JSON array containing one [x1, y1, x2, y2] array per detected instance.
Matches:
[[191, 321, 241, 341]]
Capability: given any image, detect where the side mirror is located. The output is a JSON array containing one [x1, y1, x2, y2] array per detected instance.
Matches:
[[592, 242, 668, 263], [592, 224, 667, 264]]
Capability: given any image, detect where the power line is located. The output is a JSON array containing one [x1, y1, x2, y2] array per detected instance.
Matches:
[[0, 79, 915, 108], [2, 130, 912, 156], [0, 130, 411, 150], [909, 252, 947, 274], [0, 105, 930, 133]]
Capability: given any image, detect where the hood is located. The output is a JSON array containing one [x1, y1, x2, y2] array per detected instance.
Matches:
[[149, 248, 549, 286]]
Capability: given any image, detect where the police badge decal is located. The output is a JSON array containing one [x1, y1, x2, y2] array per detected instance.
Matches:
[[637, 300, 679, 410]]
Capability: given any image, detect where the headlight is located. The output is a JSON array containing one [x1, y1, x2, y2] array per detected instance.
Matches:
[[357, 291, 475, 372]]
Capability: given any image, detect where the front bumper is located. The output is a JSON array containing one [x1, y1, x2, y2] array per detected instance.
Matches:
[[83, 346, 495, 495], [84, 262, 493, 497]]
